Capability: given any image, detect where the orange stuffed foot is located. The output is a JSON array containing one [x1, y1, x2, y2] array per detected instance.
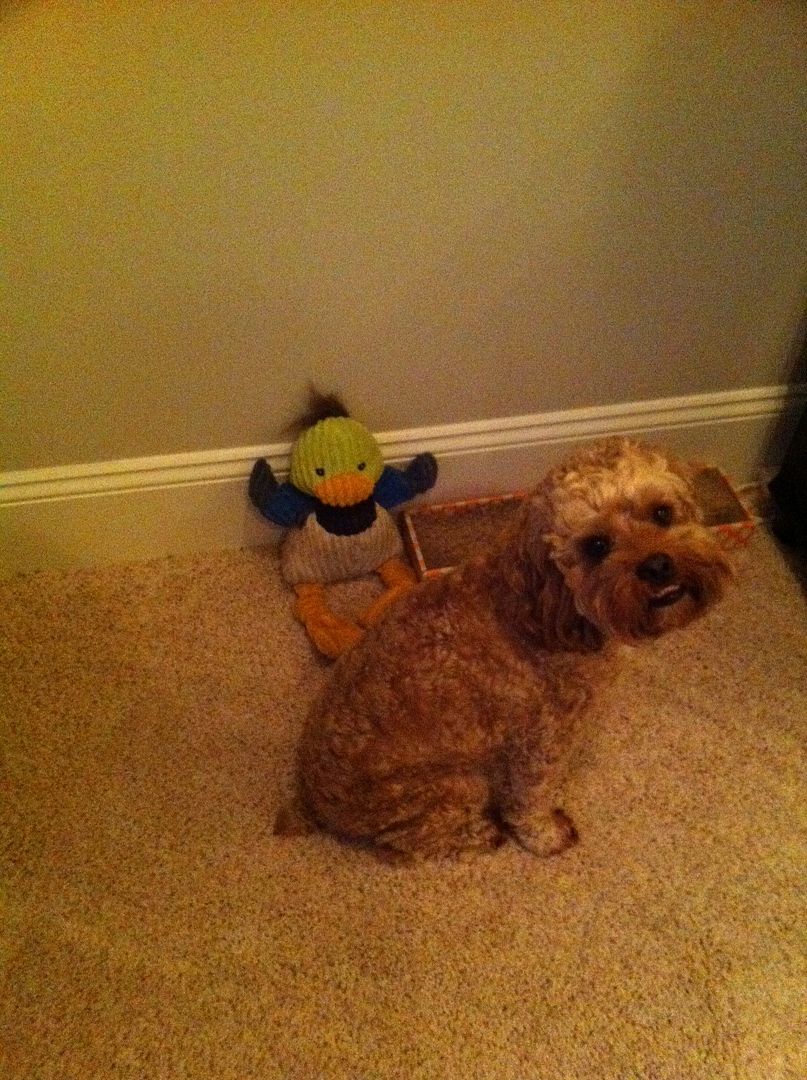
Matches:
[[358, 558, 418, 628], [293, 583, 364, 660]]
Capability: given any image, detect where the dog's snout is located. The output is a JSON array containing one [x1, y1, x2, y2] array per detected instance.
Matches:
[[636, 553, 675, 586]]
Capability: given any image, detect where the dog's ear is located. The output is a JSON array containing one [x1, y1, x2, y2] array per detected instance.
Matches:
[[661, 450, 705, 522], [516, 485, 554, 561], [501, 488, 602, 652], [664, 452, 701, 488], [511, 484, 565, 587]]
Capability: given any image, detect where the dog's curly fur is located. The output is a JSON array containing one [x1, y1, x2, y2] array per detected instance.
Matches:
[[276, 438, 733, 861]]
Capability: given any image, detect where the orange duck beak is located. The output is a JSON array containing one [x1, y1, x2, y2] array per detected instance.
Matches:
[[313, 472, 375, 507]]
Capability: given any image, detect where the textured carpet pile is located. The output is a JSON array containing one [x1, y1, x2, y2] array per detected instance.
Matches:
[[1, 530, 805, 1079]]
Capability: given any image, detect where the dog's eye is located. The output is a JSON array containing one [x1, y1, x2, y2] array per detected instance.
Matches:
[[652, 504, 674, 527], [581, 534, 612, 562]]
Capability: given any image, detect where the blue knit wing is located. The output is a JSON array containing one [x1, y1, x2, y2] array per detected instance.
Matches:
[[258, 481, 316, 528], [374, 455, 438, 509], [374, 465, 416, 510]]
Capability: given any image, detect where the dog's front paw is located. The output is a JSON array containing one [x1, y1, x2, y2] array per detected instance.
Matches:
[[510, 809, 579, 857]]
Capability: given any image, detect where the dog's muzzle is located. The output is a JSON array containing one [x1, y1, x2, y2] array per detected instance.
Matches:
[[647, 583, 688, 609], [636, 553, 691, 610], [636, 553, 675, 586]]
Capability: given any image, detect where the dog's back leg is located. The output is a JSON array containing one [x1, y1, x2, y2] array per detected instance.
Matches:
[[371, 770, 505, 862], [274, 795, 316, 836]]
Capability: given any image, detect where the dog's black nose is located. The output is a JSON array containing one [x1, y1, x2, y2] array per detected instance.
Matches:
[[637, 553, 675, 586]]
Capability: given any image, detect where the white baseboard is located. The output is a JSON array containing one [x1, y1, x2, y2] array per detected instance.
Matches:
[[2, 383, 804, 577]]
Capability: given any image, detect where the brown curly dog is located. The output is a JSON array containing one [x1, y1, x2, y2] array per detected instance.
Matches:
[[276, 438, 733, 862]]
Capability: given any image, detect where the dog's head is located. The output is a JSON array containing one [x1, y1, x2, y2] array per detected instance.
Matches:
[[523, 438, 734, 644]]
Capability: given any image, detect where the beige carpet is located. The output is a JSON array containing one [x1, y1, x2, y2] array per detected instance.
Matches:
[[1, 528, 805, 1080]]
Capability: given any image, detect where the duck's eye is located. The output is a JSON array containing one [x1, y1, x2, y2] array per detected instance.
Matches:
[[652, 504, 674, 527], [357, 462, 366, 471], [315, 467, 325, 477], [581, 534, 612, 562]]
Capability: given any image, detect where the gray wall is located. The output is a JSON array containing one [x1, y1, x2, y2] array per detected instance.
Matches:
[[2, 0, 805, 471]]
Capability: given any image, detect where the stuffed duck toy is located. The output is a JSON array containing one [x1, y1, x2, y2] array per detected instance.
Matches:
[[249, 391, 437, 659]]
